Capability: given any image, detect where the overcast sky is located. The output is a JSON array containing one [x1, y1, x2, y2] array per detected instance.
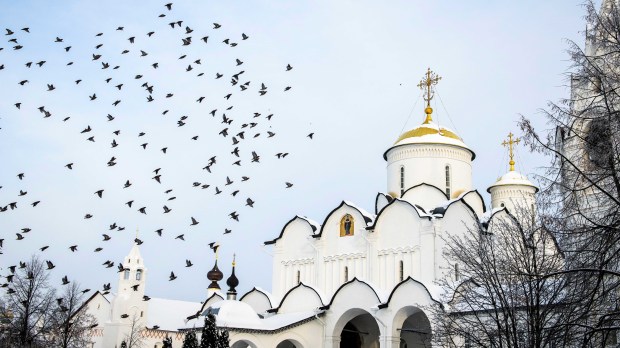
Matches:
[[0, 0, 592, 302]]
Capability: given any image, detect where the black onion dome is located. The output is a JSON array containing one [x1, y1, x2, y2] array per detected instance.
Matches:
[[207, 261, 223, 289], [226, 263, 239, 292]]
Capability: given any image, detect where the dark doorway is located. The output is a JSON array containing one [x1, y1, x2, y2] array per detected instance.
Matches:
[[341, 322, 362, 348]]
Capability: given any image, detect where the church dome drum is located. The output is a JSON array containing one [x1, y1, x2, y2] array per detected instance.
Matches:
[[385, 69, 475, 200]]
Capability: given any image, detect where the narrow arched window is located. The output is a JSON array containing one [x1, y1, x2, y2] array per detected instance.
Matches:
[[136, 269, 142, 281], [399, 260, 404, 281], [344, 266, 349, 282], [455, 263, 460, 281], [296, 270, 300, 285], [400, 166, 405, 196], [445, 165, 451, 198], [123, 269, 130, 280]]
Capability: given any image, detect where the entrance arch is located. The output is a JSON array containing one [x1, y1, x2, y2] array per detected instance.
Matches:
[[276, 339, 303, 348], [393, 306, 431, 348], [231, 340, 258, 348], [333, 308, 380, 348]]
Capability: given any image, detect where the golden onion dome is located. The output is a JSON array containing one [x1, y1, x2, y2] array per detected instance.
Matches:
[[394, 124, 463, 143], [384, 121, 475, 160]]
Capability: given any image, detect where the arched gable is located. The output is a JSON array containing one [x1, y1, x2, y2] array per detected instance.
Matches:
[[264, 215, 319, 246], [239, 287, 274, 314], [313, 201, 374, 239], [487, 208, 564, 259], [378, 276, 441, 309], [269, 282, 325, 314], [441, 199, 479, 231], [372, 199, 430, 249], [401, 183, 449, 211], [324, 278, 384, 310], [375, 192, 392, 215], [460, 190, 486, 216], [313, 201, 375, 256], [193, 292, 225, 319]]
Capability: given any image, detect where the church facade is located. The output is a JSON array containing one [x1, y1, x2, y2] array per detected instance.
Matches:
[[81, 70, 539, 348]]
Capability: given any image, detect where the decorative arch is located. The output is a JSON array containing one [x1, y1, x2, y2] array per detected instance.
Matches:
[[401, 182, 448, 201], [264, 215, 319, 245], [378, 276, 442, 310], [368, 198, 430, 233], [374, 192, 393, 214], [239, 287, 273, 308], [332, 308, 381, 348], [324, 278, 383, 309], [275, 338, 304, 348], [312, 201, 374, 239], [269, 282, 325, 314], [230, 340, 258, 348], [392, 306, 432, 347]]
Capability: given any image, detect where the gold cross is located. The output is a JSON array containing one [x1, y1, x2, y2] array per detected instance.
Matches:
[[502, 132, 521, 171], [417, 68, 441, 124]]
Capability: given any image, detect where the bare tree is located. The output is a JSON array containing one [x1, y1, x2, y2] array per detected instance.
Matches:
[[518, 0, 620, 345], [431, 206, 572, 347], [2, 255, 56, 347], [48, 282, 97, 348], [124, 313, 145, 348]]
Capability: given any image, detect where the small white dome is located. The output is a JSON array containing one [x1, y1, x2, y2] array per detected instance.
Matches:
[[487, 171, 538, 193]]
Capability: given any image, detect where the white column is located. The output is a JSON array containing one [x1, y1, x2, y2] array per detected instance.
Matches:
[[325, 260, 331, 294], [388, 253, 395, 288], [379, 255, 386, 288]]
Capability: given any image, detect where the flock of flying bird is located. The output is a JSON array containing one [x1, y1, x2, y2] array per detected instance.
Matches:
[[0, 2, 314, 304]]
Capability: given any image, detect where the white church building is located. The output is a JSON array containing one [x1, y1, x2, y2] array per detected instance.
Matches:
[[81, 70, 539, 348]]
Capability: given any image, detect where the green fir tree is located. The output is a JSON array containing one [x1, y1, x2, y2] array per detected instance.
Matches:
[[162, 336, 173, 348], [218, 329, 230, 348], [120, 341, 127, 348], [200, 314, 218, 348], [182, 331, 199, 348]]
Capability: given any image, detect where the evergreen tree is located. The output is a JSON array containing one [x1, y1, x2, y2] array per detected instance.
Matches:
[[120, 341, 127, 348], [199, 315, 218, 348], [162, 336, 173, 348], [218, 329, 229, 348], [182, 331, 199, 348]]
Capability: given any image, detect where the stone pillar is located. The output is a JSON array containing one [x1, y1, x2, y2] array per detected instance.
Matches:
[[325, 335, 341, 348]]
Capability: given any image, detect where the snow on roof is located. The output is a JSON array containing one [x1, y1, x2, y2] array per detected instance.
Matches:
[[391, 198, 432, 218], [487, 170, 538, 193], [296, 216, 320, 232], [246, 286, 277, 307], [183, 300, 323, 332], [147, 297, 202, 331], [480, 206, 507, 224], [343, 200, 375, 225], [384, 121, 475, 160]]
